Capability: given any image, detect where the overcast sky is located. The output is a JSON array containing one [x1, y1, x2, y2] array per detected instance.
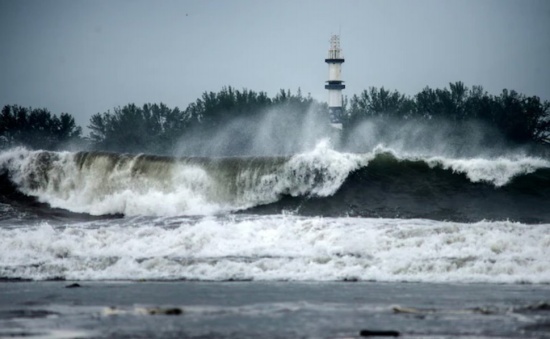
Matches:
[[1, 0, 549, 128]]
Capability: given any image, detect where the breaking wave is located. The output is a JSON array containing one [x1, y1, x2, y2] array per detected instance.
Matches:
[[1, 142, 549, 222]]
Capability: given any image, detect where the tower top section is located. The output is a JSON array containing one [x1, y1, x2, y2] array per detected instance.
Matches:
[[326, 35, 344, 62]]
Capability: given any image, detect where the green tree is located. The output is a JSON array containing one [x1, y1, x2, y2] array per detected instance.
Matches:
[[343, 82, 550, 145], [346, 87, 413, 126], [0, 105, 82, 150], [492, 90, 550, 143], [88, 103, 187, 154]]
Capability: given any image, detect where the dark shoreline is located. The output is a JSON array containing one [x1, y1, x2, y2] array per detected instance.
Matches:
[[1, 281, 549, 338], [1, 277, 550, 285]]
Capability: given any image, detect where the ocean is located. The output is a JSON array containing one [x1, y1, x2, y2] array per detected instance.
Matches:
[[1, 142, 549, 338]]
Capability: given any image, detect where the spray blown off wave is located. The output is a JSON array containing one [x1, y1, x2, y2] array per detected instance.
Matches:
[[0, 215, 548, 283], [0, 143, 549, 222], [0, 142, 364, 216]]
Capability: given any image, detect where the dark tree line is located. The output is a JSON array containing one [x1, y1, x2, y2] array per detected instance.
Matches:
[[0, 105, 82, 150], [184, 87, 272, 130], [88, 103, 187, 154], [182, 86, 319, 131], [2, 82, 549, 153], [88, 86, 324, 154], [345, 82, 550, 144]]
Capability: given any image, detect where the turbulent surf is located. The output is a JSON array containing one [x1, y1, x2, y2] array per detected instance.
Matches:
[[1, 143, 549, 222], [1, 142, 549, 283]]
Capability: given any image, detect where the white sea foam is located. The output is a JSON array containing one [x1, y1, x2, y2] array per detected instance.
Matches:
[[268, 139, 369, 197], [1, 145, 549, 217], [425, 155, 550, 186], [0, 143, 366, 217], [370, 144, 550, 187], [0, 216, 548, 283]]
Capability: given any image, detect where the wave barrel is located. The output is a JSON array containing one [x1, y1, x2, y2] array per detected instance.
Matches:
[[325, 34, 345, 129]]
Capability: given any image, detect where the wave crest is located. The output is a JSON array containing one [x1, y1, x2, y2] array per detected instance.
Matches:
[[1, 144, 549, 221]]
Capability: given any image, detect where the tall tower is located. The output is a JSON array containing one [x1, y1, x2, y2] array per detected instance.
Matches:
[[325, 35, 345, 129]]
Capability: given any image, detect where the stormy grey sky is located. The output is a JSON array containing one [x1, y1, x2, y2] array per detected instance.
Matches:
[[1, 0, 549, 129]]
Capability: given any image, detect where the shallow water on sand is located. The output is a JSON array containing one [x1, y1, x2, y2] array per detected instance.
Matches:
[[0, 281, 549, 338]]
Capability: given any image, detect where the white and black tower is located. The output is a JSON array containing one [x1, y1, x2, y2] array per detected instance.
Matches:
[[325, 35, 345, 129]]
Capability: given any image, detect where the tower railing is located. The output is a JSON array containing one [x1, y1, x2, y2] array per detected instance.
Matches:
[[327, 35, 343, 59]]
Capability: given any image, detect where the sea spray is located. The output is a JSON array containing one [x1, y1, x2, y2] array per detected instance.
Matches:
[[1, 144, 549, 221], [0, 142, 366, 216]]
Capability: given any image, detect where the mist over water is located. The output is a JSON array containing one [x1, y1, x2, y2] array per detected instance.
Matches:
[[342, 115, 550, 161], [1, 103, 550, 282], [172, 101, 548, 163], [174, 104, 338, 157], [1, 102, 549, 220]]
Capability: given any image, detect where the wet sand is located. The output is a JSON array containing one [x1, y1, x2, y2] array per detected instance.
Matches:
[[0, 281, 549, 338]]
